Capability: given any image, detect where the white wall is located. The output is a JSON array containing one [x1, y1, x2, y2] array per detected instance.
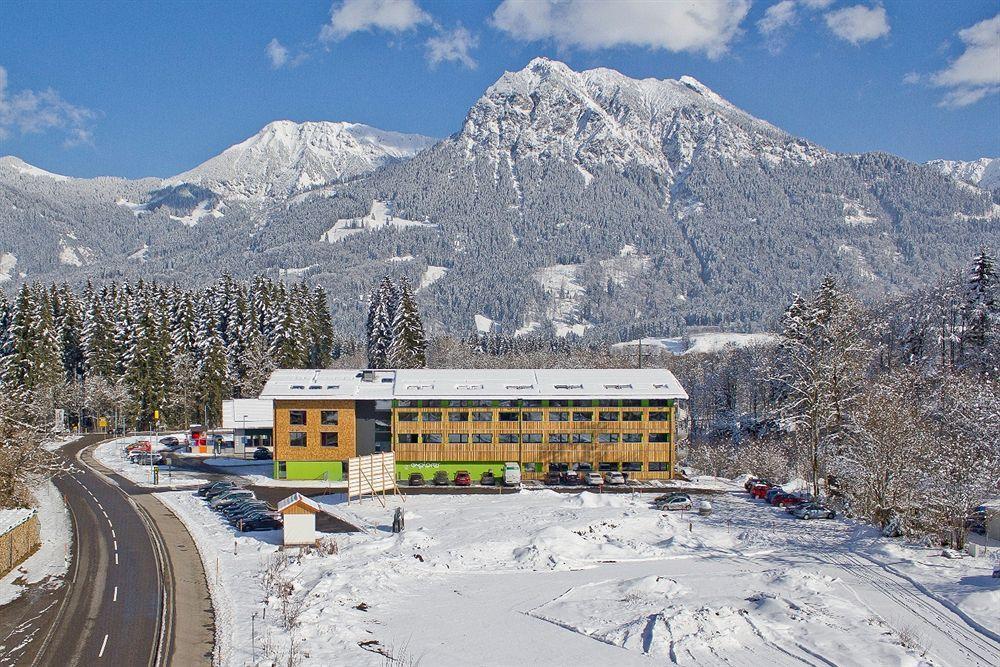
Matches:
[[222, 399, 274, 430], [282, 513, 316, 546]]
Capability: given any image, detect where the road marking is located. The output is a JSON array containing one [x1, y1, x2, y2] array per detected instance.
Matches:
[[111, 529, 116, 538], [113, 540, 118, 551], [115, 553, 119, 565], [113, 586, 118, 602], [107, 519, 113, 529], [98, 633, 109, 657], [102, 510, 108, 519]]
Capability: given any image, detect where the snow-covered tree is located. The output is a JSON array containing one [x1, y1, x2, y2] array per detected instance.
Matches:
[[388, 277, 427, 368]]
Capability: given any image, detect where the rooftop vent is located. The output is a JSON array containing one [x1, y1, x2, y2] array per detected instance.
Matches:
[[506, 384, 534, 390], [553, 383, 583, 390], [455, 384, 483, 390], [381, 377, 393, 383], [406, 384, 434, 390], [309, 385, 322, 390], [604, 383, 633, 390], [326, 385, 340, 390], [361, 370, 375, 383], [653, 383, 670, 389], [290, 385, 305, 390]]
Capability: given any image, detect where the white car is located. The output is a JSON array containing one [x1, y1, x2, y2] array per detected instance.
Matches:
[[585, 472, 605, 486], [605, 471, 626, 485], [655, 493, 693, 511]]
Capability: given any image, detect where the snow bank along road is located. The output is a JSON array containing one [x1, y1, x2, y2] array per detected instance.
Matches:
[[0, 435, 214, 666]]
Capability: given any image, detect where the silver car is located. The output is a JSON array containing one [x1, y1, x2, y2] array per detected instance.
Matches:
[[789, 503, 836, 520]]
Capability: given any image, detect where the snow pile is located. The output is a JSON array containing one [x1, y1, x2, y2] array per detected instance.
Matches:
[[0, 480, 71, 605], [0, 252, 16, 283]]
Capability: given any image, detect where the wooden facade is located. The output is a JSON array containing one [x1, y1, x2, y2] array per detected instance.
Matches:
[[273, 399, 357, 463]]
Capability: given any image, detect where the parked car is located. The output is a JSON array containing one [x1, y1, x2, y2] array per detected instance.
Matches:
[[210, 490, 254, 509], [159, 436, 180, 447], [204, 484, 240, 500], [655, 493, 693, 511], [408, 472, 425, 487], [543, 472, 562, 486], [480, 471, 496, 486], [993, 563, 1000, 579], [432, 470, 450, 486], [585, 472, 605, 486], [789, 503, 836, 520], [773, 492, 807, 507], [502, 462, 521, 486], [253, 447, 273, 460], [750, 483, 772, 499], [130, 452, 163, 465], [227, 507, 272, 523], [198, 481, 233, 497], [239, 516, 283, 532], [604, 471, 626, 485], [764, 487, 786, 504], [560, 470, 582, 485], [125, 441, 152, 454], [454, 471, 472, 486]]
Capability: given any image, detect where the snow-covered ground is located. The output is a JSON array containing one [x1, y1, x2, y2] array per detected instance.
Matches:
[[92, 434, 209, 488], [613, 332, 778, 355], [320, 200, 436, 243], [159, 487, 1000, 666], [0, 480, 72, 605]]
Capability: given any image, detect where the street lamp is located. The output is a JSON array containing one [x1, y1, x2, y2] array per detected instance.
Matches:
[[242, 414, 248, 459]]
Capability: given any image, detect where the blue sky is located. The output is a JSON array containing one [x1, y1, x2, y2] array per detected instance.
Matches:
[[0, 0, 997, 179]]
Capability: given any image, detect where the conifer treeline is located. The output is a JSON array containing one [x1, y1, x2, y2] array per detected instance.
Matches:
[[365, 276, 428, 369], [0, 275, 346, 429]]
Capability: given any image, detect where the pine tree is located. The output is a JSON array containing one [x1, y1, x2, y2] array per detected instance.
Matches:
[[388, 277, 427, 368], [963, 247, 998, 374]]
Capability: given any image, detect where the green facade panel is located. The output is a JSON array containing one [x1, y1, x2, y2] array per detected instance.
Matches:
[[276, 460, 345, 481]]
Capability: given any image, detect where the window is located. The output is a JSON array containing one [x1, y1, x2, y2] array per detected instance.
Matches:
[[622, 411, 643, 422], [597, 399, 618, 407], [422, 411, 442, 422], [321, 432, 339, 447], [572, 411, 593, 422], [549, 411, 569, 422], [598, 462, 620, 471], [649, 462, 670, 471], [422, 433, 443, 444], [621, 399, 642, 407], [522, 433, 542, 443], [289, 432, 307, 447], [648, 412, 669, 422], [397, 400, 416, 407], [574, 462, 593, 472], [622, 433, 642, 443], [499, 434, 519, 444], [498, 412, 519, 422], [289, 410, 306, 426], [598, 433, 619, 443], [448, 411, 469, 422], [398, 412, 418, 422], [548, 433, 569, 443], [472, 411, 493, 422], [472, 433, 492, 444], [397, 434, 418, 444], [622, 462, 643, 471], [649, 433, 670, 443], [424, 400, 445, 407], [522, 400, 543, 408], [549, 462, 569, 472], [498, 400, 517, 407], [321, 410, 339, 425], [649, 399, 670, 407], [522, 411, 542, 422], [448, 433, 468, 444], [548, 400, 568, 407], [523, 462, 539, 473], [572, 433, 593, 444], [599, 411, 619, 422]]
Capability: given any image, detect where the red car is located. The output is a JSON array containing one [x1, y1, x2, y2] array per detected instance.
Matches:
[[774, 493, 806, 507], [750, 483, 771, 499], [454, 471, 472, 486], [125, 440, 152, 453]]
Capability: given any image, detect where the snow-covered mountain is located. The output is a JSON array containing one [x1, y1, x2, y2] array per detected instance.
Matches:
[[927, 157, 1000, 192], [458, 57, 825, 183], [166, 120, 437, 199], [0, 155, 70, 181]]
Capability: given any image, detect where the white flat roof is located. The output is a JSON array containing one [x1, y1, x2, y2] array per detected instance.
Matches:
[[260, 368, 687, 401], [222, 399, 274, 429]]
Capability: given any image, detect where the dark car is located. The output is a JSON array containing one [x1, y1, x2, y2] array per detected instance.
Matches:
[[454, 471, 472, 486], [253, 447, 273, 460], [159, 436, 180, 447], [764, 487, 785, 504], [480, 471, 496, 486], [544, 472, 562, 486], [432, 470, 450, 486], [560, 470, 582, 485], [204, 484, 238, 500], [197, 481, 232, 497], [408, 472, 425, 486], [239, 516, 283, 532]]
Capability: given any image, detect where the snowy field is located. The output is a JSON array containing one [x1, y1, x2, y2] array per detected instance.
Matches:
[[92, 435, 209, 488], [157, 487, 1000, 666]]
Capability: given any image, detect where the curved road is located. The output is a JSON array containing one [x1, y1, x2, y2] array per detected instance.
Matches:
[[0, 435, 214, 666]]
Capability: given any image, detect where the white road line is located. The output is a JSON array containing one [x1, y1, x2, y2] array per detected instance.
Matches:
[[115, 553, 119, 566], [107, 519, 113, 529], [111, 529, 116, 538], [98, 633, 108, 657], [113, 540, 118, 551], [113, 586, 118, 602], [102, 510, 108, 519]]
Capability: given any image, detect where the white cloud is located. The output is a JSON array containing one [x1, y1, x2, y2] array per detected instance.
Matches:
[[426, 26, 478, 69], [266, 38, 307, 69], [491, 0, 750, 59], [320, 0, 430, 42], [758, 1, 798, 36], [929, 14, 1000, 108], [0, 66, 97, 146], [824, 4, 890, 45], [799, 0, 833, 8]]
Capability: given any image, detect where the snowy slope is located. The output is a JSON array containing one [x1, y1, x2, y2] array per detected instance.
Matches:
[[167, 120, 437, 199], [0, 156, 70, 181], [928, 157, 1000, 191], [458, 57, 826, 180]]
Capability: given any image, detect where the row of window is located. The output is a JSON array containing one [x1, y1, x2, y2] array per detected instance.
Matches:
[[397, 432, 672, 444], [396, 399, 673, 408], [397, 410, 670, 423], [289, 431, 338, 447], [288, 410, 339, 426], [542, 462, 670, 472]]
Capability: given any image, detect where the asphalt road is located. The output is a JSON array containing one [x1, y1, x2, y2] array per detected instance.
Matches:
[[1, 434, 162, 666]]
